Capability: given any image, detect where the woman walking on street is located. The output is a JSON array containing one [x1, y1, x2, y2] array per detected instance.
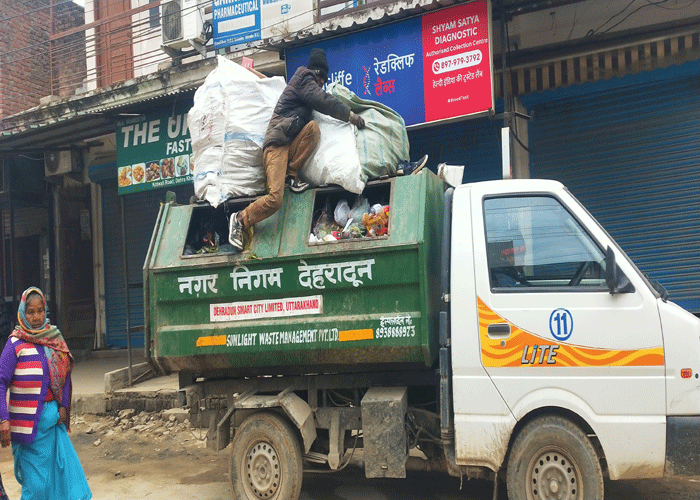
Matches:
[[0, 287, 91, 500]]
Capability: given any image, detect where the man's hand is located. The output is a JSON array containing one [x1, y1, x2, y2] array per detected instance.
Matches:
[[0, 420, 9, 447], [57, 406, 67, 426], [349, 112, 365, 130]]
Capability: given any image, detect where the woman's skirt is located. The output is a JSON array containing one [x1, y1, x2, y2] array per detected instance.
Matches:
[[12, 400, 91, 500], [0, 474, 9, 500]]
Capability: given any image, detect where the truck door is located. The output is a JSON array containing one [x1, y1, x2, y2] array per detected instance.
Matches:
[[471, 184, 666, 479]]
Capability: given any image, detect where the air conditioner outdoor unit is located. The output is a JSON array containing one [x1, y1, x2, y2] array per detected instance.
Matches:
[[44, 150, 82, 177], [161, 0, 205, 50]]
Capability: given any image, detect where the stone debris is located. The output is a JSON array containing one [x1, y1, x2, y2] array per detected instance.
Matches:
[[118, 409, 136, 420], [71, 409, 206, 445]]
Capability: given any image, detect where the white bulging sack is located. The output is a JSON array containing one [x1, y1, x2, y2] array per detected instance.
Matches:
[[299, 112, 364, 194], [188, 56, 286, 207]]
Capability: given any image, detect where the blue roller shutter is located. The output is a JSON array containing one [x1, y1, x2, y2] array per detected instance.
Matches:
[[102, 180, 193, 347], [527, 62, 700, 312], [408, 115, 502, 183], [101, 180, 125, 347]]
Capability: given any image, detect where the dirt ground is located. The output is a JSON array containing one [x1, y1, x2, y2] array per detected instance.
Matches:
[[0, 411, 698, 500], [0, 411, 232, 500]]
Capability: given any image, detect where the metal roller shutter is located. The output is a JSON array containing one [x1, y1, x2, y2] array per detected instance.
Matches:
[[527, 63, 700, 312], [408, 116, 502, 183], [102, 181, 193, 347], [101, 180, 125, 347]]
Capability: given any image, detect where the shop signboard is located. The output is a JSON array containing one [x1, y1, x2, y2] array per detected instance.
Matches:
[[213, 0, 262, 48], [214, 0, 314, 50], [285, 0, 493, 126], [116, 102, 193, 195]]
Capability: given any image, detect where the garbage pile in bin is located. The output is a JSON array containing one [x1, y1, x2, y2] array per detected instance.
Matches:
[[309, 196, 389, 244]]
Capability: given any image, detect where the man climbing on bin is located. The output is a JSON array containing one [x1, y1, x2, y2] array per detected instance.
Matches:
[[228, 48, 428, 252], [228, 49, 364, 251]]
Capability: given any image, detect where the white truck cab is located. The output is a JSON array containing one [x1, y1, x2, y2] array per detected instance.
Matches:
[[450, 179, 700, 498], [150, 174, 699, 500]]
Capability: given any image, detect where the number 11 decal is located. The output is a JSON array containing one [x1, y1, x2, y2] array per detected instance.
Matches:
[[550, 308, 573, 341]]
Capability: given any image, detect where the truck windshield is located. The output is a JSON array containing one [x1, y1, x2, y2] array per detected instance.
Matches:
[[484, 195, 606, 290]]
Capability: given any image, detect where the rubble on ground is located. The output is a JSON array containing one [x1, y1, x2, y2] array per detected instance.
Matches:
[[71, 409, 206, 446]]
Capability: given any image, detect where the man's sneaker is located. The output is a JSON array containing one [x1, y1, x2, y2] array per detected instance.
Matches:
[[397, 154, 428, 176], [396, 160, 409, 176], [228, 212, 244, 251], [286, 176, 310, 193]]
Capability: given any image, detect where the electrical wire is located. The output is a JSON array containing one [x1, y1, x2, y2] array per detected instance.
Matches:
[[0, 5, 171, 94], [503, 18, 530, 155], [5, 0, 695, 131], [405, 408, 442, 448], [567, 3, 578, 40], [0, 0, 324, 108], [0, 3, 182, 126], [643, 0, 698, 9], [510, 127, 531, 154], [326, 389, 354, 407], [585, 0, 696, 36], [409, 400, 437, 408], [0, 0, 83, 24], [599, 0, 672, 34], [587, 0, 637, 35]]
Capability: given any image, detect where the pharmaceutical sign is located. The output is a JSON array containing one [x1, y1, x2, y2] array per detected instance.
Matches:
[[213, 0, 314, 49], [213, 0, 261, 48], [285, 0, 493, 126]]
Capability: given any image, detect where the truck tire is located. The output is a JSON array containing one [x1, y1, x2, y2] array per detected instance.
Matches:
[[230, 411, 303, 500], [506, 416, 603, 500]]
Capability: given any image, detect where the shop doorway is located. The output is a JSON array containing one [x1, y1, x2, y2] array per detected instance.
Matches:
[[57, 185, 95, 351]]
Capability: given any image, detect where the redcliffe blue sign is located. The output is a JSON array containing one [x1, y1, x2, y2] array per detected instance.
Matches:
[[285, 0, 493, 127]]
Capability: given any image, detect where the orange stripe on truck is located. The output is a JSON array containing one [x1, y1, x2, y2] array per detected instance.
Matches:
[[478, 298, 664, 368], [339, 329, 374, 341], [196, 335, 227, 347]]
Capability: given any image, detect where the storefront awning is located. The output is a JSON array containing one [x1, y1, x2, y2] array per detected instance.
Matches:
[[0, 87, 197, 155]]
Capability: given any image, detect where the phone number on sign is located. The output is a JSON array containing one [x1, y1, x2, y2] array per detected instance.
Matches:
[[432, 49, 482, 75], [375, 325, 416, 339]]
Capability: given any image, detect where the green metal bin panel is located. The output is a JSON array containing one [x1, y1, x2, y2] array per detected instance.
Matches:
[[147, 171, 445, 376]]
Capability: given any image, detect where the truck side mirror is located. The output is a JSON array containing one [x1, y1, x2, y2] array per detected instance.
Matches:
[[605, 246, 634, 295], [605, 246, 617, 292]]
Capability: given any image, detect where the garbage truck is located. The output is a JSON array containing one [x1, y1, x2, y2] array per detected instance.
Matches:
[[144, 170, 700, 500]]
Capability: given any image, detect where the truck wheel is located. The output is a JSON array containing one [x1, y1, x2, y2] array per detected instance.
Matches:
[[506, 416, 603, 500], [230, 412, 303, 500]]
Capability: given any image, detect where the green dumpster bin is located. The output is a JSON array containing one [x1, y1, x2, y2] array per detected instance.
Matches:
[[144, 171, 445, 378]]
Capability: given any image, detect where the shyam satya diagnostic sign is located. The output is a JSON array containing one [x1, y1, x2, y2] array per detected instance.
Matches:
[[421, 0, 493, 122]]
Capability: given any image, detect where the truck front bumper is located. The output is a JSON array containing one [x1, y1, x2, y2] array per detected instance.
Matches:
[[666, 416, 700, 477]]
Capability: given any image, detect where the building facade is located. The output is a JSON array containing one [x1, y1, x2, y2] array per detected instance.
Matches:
[[0, 0, 699, 355], [0, 0, 87, 347]]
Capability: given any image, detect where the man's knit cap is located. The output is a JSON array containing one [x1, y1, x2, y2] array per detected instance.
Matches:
[[306, 48, 329, 80]]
